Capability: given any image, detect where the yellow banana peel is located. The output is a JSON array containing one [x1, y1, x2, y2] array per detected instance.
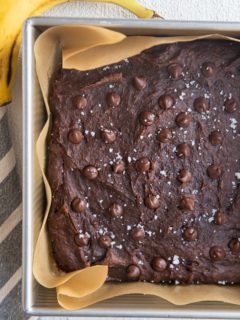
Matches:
[[0, 0, 157, 107]]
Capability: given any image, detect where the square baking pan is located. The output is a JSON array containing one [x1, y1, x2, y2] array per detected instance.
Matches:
[[22, 16, 240, 317]]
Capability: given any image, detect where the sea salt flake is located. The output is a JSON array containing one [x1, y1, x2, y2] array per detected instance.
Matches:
[[235, 172, 240, 179], [160, 170, 167, 177], [172, 255, 180, 265], [230, 118, 238, 130], [145, 230, 153, 237], [116, 244, 123, 249]]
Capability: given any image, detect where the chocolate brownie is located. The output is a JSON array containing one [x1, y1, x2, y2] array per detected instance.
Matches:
[[47, 40, 240, 284]]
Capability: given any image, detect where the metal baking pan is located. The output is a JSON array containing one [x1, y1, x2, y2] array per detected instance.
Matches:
[[22, 17, 240, 317]]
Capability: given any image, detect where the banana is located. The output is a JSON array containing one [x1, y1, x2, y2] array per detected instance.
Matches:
[[0, 0, 157, 107]]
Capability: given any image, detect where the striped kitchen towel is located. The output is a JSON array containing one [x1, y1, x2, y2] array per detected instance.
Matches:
[[0, 106, 24, 319]]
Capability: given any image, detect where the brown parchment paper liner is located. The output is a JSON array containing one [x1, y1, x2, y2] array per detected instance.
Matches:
[[33, 25, 240, 310]]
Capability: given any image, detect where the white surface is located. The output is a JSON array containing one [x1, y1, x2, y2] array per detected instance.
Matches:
[[7, 0, 240, 319]]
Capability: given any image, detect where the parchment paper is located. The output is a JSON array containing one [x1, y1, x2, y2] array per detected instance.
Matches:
[[33, 25, 240, 310]]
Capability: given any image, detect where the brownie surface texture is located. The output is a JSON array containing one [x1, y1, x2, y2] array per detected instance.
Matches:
[[47, 40, 240, 284]]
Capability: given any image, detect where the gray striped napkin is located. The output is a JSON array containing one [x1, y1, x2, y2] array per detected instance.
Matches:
[[0, 107, 24, 319]]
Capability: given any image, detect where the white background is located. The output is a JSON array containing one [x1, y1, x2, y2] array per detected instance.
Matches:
[[7, 1, 240, 319]]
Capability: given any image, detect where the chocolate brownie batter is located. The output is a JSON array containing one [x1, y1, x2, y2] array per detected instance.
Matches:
[[47, 40, 240, 284]]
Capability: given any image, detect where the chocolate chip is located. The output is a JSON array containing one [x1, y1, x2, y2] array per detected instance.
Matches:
[[109, 203, 123, 217], [183, 227, 198, 241], [144, 194, 160, 209], [139, 111, 155, 126], [92, 220, 99, 228], [219, 180, 224, 190], [98, 235, 112, 248], [133, 76, 147, 90], [175, 112, 192, 128], [113, 161, 125, 174], [186, 260, 199, 272], [126, 264, 141, 280], [158, 95, 175, 110], [157, 128, 173, 143], [176, 143, 191, 158], [224, 98, 237, 113], [167, 63, 182, 79], [100, 129, 116, 144], [68, 129, 83, 144], [73, 95, 87, 109], [74, 234, 89, 247], [214, 211, 225, 225], [152, 257, 167, 272], [106, 92, 121, 107], [135, 157, 151, 172], [179, 195, 195, 211], [130, 227, 145, 240], [229, 238, 240, 253], [209, 246, 225, 261], [71, 198, 85, 213], [60, 205, 68, 215], [194, 97, 209, 113], [177, 169, 192, 184], [207, 164, 222, 179], [201, 62, 216, 77], [82, 165, 98, 180], [209, 131, 222, 145]]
